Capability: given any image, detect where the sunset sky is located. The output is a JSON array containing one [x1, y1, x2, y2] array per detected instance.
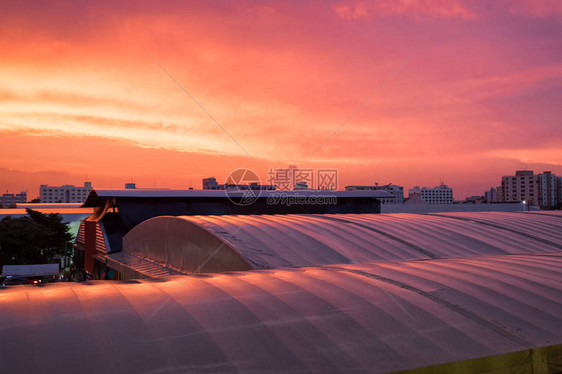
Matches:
[[1, 0, 561, 199]]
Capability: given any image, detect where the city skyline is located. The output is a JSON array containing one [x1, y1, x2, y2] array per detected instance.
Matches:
[[8, 168, 560, 204], [1, 1, 562, 199]]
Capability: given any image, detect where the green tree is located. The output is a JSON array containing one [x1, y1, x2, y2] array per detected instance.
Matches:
[[0, 209, 73, 266]]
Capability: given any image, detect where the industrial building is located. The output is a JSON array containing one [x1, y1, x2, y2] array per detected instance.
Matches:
[[75, 188, 390, 279]]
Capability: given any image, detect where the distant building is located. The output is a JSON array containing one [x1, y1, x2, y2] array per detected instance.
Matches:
[[294, 182, 309, 190], [124, 183, 136, 189], [463, 195, 485, 204], [484, 187, 498, 203], [557, 176, 562, 206], [499, 170, 560, 207], [408, 184, 453, 204], [345, 184, 404, 204], [203, 177, 275, 191], [203, 177, 223, 190], [501, 170, 536, 205], [40, 182, 92, 203], [243, 183, 276, 191], [537, 171, 557, 207], [0, 191, 27, 208], [403, 194, 427, 205], [495, 186, 504, 202]]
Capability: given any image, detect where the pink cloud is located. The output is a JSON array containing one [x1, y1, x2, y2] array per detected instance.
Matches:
[[505, 0, 562, 17], [333, 0, 474, 19]]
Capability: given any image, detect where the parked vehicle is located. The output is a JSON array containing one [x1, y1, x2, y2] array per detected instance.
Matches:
[[1, 276, 30, 287]]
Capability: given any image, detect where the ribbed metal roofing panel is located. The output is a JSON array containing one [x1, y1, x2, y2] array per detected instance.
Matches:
[[430, 211, 562, 247], [123, 213, 562, 273], [330, 253, 562, 347], [190, 214, 431, 266], [1, 253, 561, 373], [326, 213, 561, 256], [107, 252, 184, 278]]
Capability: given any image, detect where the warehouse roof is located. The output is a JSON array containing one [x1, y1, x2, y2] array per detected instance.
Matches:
[[3, 211, 562, 373], [117, 212, 562, 274], [1, 252, 561, 373]]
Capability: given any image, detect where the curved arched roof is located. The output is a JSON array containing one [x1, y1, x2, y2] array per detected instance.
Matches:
[[2, 252, 561, 373], [120, 212, 562, 274]]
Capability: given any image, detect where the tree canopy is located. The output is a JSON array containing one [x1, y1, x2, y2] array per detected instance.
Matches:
[[0, 209, 73, 266]]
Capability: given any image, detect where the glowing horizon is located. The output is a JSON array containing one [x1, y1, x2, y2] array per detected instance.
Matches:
[[1, 1, 561, 199]]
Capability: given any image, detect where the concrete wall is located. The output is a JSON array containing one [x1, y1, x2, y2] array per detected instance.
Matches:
[[381, 203, 528, 214]]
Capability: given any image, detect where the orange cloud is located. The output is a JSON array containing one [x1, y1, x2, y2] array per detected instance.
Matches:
[[0, 1, 561, 199]]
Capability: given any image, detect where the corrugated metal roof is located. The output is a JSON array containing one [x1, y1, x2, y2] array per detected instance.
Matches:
[[121, 213, 562, 273], [429, 211, 562, 247], [107, 252, 184, 278], [1, 253, 561, 373]]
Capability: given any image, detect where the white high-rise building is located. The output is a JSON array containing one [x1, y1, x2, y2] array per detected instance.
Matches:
[[408, 184, 453, 204], [40, 182, 93, 203]]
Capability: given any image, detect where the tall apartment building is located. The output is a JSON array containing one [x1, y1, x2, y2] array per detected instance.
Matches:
[[345, 184, 404, 204], [537, 171, 557, 207], [557, 177, 562, 206], [408, 184, 453, 204], [494, 186, 504, 202], [40, 182, 93, 203], [0, 191, 27, 208], [500, 170, 560, 207], [501, 171, 536, 204]]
